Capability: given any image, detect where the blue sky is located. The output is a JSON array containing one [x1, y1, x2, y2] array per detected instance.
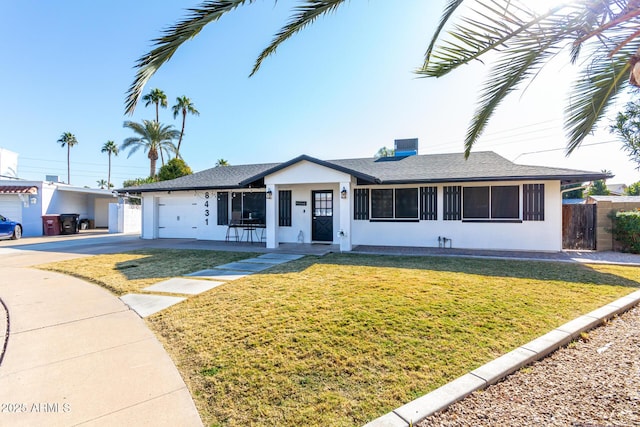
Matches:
[[1, 1, 638, 188]]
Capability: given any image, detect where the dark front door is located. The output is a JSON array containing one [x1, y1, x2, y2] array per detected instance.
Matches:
[[312, 190, 333, 242]]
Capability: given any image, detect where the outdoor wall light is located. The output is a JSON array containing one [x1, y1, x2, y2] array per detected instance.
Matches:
[[266, 189, 273, 199], [341, 187, 347, 199], [29, 195, 37, 205]]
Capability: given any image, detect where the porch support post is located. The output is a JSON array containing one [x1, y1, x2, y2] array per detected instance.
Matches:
[[338, 181, 352, 252], [265, 184, 278, 248]]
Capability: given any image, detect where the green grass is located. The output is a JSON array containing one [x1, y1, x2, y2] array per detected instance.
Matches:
[[38, 251, 639, 426], [37, 249, 258, 295]]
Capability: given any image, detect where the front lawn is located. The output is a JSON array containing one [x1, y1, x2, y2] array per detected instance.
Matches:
[[38, 251, 639, 426]]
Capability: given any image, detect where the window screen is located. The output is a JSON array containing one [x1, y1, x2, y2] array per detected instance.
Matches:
[[371, 189, 393, 218], [463, 187, 489, 218], [491, 186, 519, 219], [395, 188, 418, 218]]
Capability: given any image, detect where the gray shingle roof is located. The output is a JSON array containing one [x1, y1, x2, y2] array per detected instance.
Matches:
[[123, 152, 609, 192]]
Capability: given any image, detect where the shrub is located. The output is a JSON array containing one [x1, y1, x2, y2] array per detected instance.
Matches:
[[610, 209, 640, 253], [158, 158, 192, 181]]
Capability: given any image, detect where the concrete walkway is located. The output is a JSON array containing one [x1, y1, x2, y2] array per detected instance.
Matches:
[[120, 253, 304, 318], [0, 254, 202, 426]]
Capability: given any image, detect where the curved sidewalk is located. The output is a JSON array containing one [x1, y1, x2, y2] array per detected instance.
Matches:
[[0, 266, 202, 427]]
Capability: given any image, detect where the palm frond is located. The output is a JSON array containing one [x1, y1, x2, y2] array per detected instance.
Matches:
[[423, 0, 465, 68], [420, 1, 575, 78], [464, 37, 563, 157], [251, 0, 347, 76], [125, 0, 255, 115], [564, 40, 638, 153]]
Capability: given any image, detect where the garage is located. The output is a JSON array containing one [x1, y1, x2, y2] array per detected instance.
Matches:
[[157, 196, 198, 238], [0, 194, 22, 223]]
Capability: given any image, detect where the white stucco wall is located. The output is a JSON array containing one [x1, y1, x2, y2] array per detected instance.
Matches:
[[109, 203, 142, 234], [140, 174, 563, 252], [350, 180, 562, 251]]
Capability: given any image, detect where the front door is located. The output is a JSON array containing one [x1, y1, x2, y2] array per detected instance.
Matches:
[[312, 190, 333, 242]]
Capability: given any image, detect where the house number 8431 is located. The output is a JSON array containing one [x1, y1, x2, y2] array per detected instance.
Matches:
[[204, 192, 210, 226]]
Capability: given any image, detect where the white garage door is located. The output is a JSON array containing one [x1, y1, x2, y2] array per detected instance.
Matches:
[[158, 197, 197, 238], [0, 195, 22, 223]]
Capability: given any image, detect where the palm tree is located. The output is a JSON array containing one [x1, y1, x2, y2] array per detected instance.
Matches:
[[96, 179, 108, 189], [142, 88, 168, 123], [124, 1, 640, 158], [215, 158, 229, 166], [171, 96, 200, 156], [121, 120, 180, 178], [101, 140, 119, 189], [142, 88, 169, 165], [57, 132, 78, 184]]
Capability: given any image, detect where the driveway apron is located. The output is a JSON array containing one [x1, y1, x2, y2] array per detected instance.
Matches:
[[0, 254, 202, 426]]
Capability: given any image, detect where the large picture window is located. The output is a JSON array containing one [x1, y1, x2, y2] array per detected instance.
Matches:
[[371, 188, 419, 220], [232, 192, 266, 223], [463, 185, 519, 220]]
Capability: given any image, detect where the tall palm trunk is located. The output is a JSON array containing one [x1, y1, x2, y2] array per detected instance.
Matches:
[[148, 149, 159, 178], [67, 145, 71, 184], [154, 102, 165, 166], [176, 110, 186, 156], [107, 154, 112, 189]]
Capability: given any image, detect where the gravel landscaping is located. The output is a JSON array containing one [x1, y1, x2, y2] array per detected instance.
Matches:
[[420, 305, 640, 427]]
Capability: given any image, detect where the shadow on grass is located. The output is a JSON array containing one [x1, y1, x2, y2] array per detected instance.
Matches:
[[259, 252, 640, 288], [114, 249, 261, 280]]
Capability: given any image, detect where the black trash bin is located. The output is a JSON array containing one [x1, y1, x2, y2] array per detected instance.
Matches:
[[59, 214, 80, 234]]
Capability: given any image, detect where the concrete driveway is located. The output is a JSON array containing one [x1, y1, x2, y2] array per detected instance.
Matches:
[[0, 231, 203, 426]]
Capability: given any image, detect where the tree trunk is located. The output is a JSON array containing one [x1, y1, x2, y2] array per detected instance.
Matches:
[[176, 111, 186, 156], [67, 145, 71, 184], [107, 154, 112, 189], [149, 149, 158, 178]]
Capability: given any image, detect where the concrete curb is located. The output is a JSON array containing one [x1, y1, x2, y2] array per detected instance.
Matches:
[[364, 289, 640, 427], [0, 297, 8, 366]]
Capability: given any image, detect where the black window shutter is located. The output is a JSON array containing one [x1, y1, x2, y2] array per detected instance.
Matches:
[[523, 184, 545, 221], [279, 190, 292, 226], [420, 186, 437, 220], [217, 192, 229, 225], [443, 186, 461, 220], [353, 188, 369, 220]]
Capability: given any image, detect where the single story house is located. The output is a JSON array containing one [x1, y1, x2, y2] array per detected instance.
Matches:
[[126, 151, 607, 252], [0, 180, 116, 237]]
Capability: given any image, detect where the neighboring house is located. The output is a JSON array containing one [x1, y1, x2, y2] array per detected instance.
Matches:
[[0, 180, 116, 237], [607, 183, 628, 196], [126, 150, 607, 252]]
